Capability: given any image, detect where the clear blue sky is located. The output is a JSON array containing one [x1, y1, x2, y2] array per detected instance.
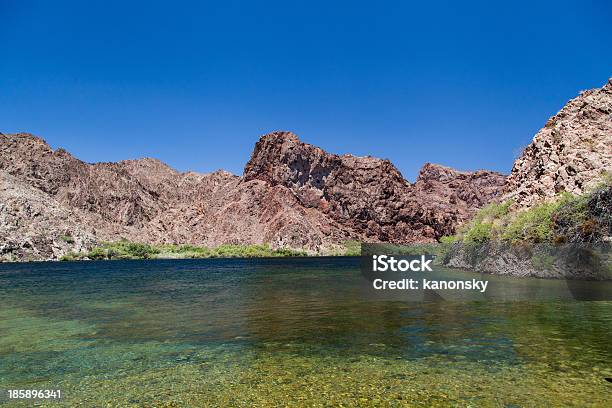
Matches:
[[1, 1, 610, 180]]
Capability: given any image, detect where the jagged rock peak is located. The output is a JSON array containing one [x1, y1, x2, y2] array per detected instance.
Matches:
[[258, 130, 300, 143], [244, 130, 407, 186], [1, 131, 45, 141], [504, 78, 612, 207], [1, 129, 509, 260], [119, 157, 171, 166], [417, 162, 506, 185], [417, 163, 463, 182], [1, 132, 53, 151]]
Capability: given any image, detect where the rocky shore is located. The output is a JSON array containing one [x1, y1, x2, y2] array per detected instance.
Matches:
[[442, 242, 611, 280]]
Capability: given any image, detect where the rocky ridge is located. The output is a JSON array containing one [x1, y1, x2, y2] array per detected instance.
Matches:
[[504, 78, 612, 207], [440, 78, 612, 280], [0, 131, 504, 261], [2, 78, 610, 262], [244, 132, 506, 243]]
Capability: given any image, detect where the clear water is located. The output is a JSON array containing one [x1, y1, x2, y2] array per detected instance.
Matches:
[[0, 258, 610, 407]]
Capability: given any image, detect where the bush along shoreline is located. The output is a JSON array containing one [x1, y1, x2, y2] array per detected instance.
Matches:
[[439, 175, 611, 280], [59, 240, 363, 261]]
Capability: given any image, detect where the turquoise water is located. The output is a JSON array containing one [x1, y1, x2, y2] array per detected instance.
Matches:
[[0, 258, 611, 407]]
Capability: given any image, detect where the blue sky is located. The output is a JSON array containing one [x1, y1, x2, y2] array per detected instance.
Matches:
[[1, 1, 610, 181]]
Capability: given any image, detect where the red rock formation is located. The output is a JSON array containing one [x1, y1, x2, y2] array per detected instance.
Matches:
[[244, 131, 506, 242], [5, 79, 611, 260], [504, 78, 612, 207], [1, 130, 506, 260]]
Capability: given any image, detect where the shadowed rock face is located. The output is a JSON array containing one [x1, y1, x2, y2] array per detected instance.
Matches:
[[0, 130, 506, 260], [411, 163, 508, 238], [504, 78, 612, 207]]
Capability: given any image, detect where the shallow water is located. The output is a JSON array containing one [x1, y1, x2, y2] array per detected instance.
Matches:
[[0, 258, 610, 407]]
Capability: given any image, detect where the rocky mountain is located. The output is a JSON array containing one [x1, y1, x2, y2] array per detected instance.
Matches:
[[2, 78, 610, 261], [504, 78, 612, 207], [0, 131, 505, 261], [244, 132, 506, 243]]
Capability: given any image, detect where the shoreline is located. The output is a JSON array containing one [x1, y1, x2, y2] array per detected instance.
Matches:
[[0, 254, 361, 264], [441, 241, 612, 281], [4, 253, 611, 283]]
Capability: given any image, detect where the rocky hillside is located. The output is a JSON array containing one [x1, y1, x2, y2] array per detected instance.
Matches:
[[504, 78, 612, 207], [3, 78, 610, 262], [0, 131, 504, 261], [244, 132, 506, 243], [440, 78, 612, 280]]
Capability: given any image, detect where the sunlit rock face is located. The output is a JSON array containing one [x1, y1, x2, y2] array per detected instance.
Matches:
[[6, 77, 609, 261], [505, 78, 612, 208], [0, 130, 506, 260]]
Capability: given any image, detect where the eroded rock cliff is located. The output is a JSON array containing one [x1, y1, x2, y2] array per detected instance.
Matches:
[[9, 77, 611, 262], [0, 131, 504, 260], [244, 132, 506, 242], [504, 78, 612, 207]]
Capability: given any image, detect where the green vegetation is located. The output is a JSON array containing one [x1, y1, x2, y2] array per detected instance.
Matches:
[[463, 221, 494, 243], [60, 241, 308, 261], [60, 234, 75, 244], [443, 172, 611, 245], [341, 240, 361, 256], [443, 200, 514, 245], [501, 198, 567, 243], [60, 239, 368, 261], [447, 196, 574, 245]]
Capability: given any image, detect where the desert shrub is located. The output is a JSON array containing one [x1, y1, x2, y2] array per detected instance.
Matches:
[[552, 193, 591, 242], [442, 175, 611, 248], [213, 244, 243, 257], [123, 242, 158, 258], [239, 244, 268, 257], [165, 243, 308, 258], [553, 180, 611, 243], [439, 235, 459, 245], [463, 222, 494, 243], [83, 241, 160, 260], [502, 199, 567, 243], [59, 252, 77, 261], [87, 246, 109, 260], [454, 200, 513, 244], [178, 245, 210, 255], [62, 241, 305, 260], [60, 234, 75, 244], [272, 247, 308, 257], [342, 240, 361, 256], [155, 244, 212, 258], [474, 200, 513, 222]]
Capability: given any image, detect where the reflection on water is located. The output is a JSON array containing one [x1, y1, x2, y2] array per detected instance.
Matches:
[[0, 258, 610, 407]]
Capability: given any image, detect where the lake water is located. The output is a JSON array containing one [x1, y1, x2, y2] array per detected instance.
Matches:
[[0, 258, 610, 407]]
